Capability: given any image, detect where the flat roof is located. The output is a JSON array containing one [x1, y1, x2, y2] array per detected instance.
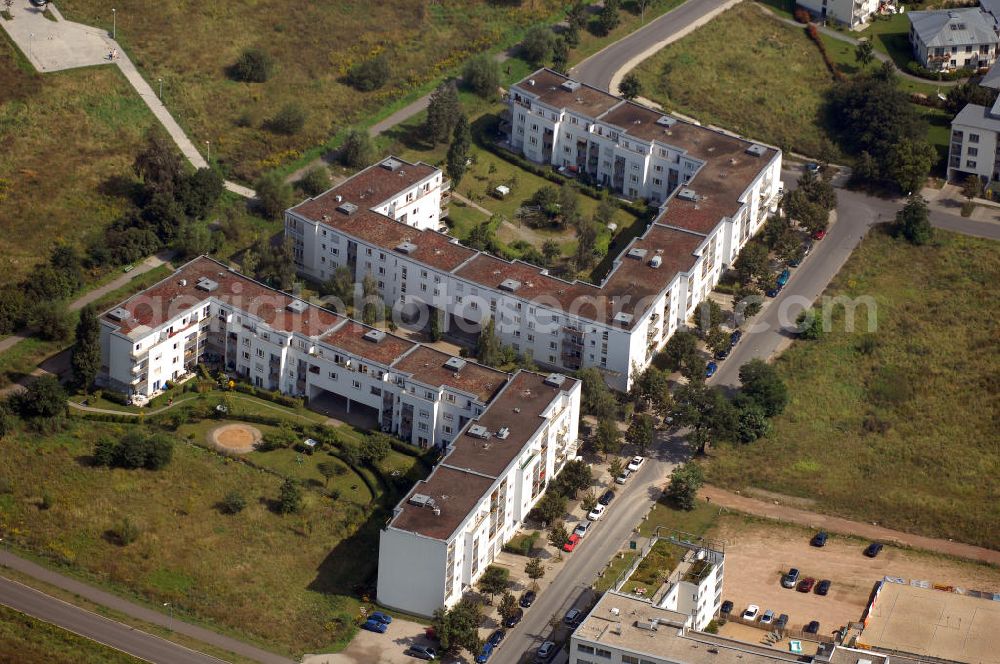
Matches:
[[391, 346, 508, 403], [389, 465, 496, 541], [443, 371, 574, 479], [103, 256, 343, 338], [859, 582, 1000, 663], [318, 320, 416, 367], [517, 68, 622, 117], [297, 156, 437, 212]]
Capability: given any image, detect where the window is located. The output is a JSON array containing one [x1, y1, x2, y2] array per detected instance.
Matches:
[[418, 422, 429, 432], [622, 657, 639, 664], [595, 648, 612, 658], [328, 371, 337, 380], [970, 133, 980, 143], [352, 380, 361, 389], [968, 147, 979, 156], [967, 159, 978, 168], [577, 645, 595, 654]]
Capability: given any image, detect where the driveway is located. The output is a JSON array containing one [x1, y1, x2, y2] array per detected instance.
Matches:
[[303, 617, 440, 664]]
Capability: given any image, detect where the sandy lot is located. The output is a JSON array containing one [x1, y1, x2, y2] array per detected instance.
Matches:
[[712, 516, 1000, 637], [303, 616, 444, 664], [209, 423, 261, 453]]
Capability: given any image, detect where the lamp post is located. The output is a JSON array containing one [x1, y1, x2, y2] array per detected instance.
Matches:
[[163, 602, 172, 621], [111, 8, 116, 40], [28, 33, 33, 62], [205, 140, 211, 162], [158, 77, 163, 99]]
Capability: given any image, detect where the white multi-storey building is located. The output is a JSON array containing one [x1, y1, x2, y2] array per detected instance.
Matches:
[[378, 370, 581, 617], [286, 71, 782, 391], [948, 96, 1000, 184], [796, 0, 882, 28]]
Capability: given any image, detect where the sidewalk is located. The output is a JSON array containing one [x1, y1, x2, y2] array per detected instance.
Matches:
[[0, 550, 293, 664], [699, 485, 1000, 565]]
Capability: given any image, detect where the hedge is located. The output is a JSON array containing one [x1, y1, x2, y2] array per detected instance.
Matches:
[[232, 382, 304, 409], [904, 61, 974, 82]]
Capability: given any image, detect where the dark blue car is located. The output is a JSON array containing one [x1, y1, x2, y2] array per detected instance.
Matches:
[[766, 286, 781, 298], [361, 618, 387, 633], [370, 611, 392, 624], [730, 329, 743, 347], [705, 361, 718, 378], [776, 268, 790, 287], [475, 641, 494, 663]]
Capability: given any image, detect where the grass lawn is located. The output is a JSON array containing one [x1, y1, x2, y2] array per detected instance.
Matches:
[[56, 0, 570, 183], [0, 32, 157, 291], [858, 12, 916, 69], [0, 603, 143, 664], [0, 418, 390, 656], [633, 3, 842, 158], [702, 229, 1000, 549]]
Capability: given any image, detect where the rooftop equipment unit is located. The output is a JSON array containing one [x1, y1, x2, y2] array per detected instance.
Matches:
[[468, 424, 491, 439], [677, 188, 698, 201], [544, 373, 566, 388], [381, 158, 402, 171], [499, 278, 522, 292], [396, 241, 418, 254], [108, 307, 132, 322], [363, 329, 386, 343], [196, 277, 219, 292], [561, 80, 581, 92], [444, 356, 467, 372], [496, 427, 511, 440], [626, 248, 648, 260], [286, 300, 308, 314], [746, 144, 768, 157], [614, 312, 634, 326], [336, 201, 359, 216], [649, 256, 663, 268]]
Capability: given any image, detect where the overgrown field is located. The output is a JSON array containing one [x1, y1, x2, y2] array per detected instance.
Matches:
[[0, 33, 157, 289], [0, 416, 398, 655], [0, 604, 142, 663], [57, 0, 567, 182], [703, 229, 1000, 548]]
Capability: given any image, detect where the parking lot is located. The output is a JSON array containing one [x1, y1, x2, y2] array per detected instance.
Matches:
[[714, 516, 1000, 638]]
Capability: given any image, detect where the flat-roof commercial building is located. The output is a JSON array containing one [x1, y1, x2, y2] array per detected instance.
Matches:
[[857, 581, 1000, 664], [287, 71, 782, 392]]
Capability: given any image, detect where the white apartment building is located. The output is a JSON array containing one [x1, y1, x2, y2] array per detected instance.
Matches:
[[796, 0, 882, 28], [948, 97, 1000, 184], [286, 72, 781, 392], [97, 256, 563, 451], [909, 8, 999, 72], [378, 370, 581, 617]]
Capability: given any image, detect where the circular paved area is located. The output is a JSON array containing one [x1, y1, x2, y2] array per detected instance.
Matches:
[[209, 423, 262, 454]]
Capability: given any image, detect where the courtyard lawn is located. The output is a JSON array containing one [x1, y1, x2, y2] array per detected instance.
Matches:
[[702, 229, 1000, 549], [858, 12, 917, 69], [633, 3, 842, 158], [0, 604, 143, 664], [0, 418, 387, 656], [0, 32, 158, 290]]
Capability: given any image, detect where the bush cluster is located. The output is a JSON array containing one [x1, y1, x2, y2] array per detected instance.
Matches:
[[93, 431, 174, 470]]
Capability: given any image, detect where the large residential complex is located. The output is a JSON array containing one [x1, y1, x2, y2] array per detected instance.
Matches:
[[908, 8, 999, 72], [948, 96, 1000, 184], [286, 69, 782, 391], [378, 370, 580, 616]]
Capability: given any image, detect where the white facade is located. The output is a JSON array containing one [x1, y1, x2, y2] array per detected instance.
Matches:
[[796, 0, 881, 28], [378, 372, 581, 617], [948, 100, 1000, 183]]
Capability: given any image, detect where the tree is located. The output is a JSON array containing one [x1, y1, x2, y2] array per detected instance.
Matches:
[[945, 81, 998, 115], [567, 1, 588, 32], [594, 419, 622, 458], [525, 556, 546, 585], [557, 459, 592, 497], [608, 456, 624, 480], [71, 305, 101, 390], [661, 329, 701, 374], [548, 521, 569, 549], [346, 54, 390, 91], [784, 188, 828, 234], [361, 432, 392, 464], [276, 479, 302, 514], [595, 1, 621, 36], [134, 128, 184, 195], [674, 381, 737, 454], [446, 115, 472, 187], [317, 461, 338, 487], [580, 489, 598, 513], [463, 54, 501, 99], [551, 36, 569, 73], [254, 171, 293, 220], [625, 414, 653, 455], [432, 597, 483, 656], [854, 39, 874, 68], [173, 221, 213, 259], [733, 240, 769, 285], [230, 48, 273, 82], [424, 81, 462, 145], [521, 26, 558, 67], [577, 367, 617, 419], [498, 592, 519, 626], [13, 375, 65, 420], [795, 308, 824, 340], [895, 194, 933, 245], [339, 128, 375, 168], [476, 318, 503, 367], [220, 490, 247, 514], [429, 309, 443, 342], [886, 137, 936, 194], [178, 168, 224, 219], [530, 491, 566, 525], [962, 174, 983, 201], [541, 239, 560, 263], [706, 326, 731, 358], [618, 72, 642, 100], [695, 300, 725, 333], [267, 102, 308, 135], [477, 565, 510, 602], [361, 273, 383, 325], [736, 403, 771, 443], [738, 359, 788, 417], [666, 463, 704, 511], [558, 183, 581, 227], [574, 219, 599, 271], [299, 166, 331, 197]]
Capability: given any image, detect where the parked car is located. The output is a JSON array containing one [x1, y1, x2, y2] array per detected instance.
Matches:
[[503, 608, 524, 628], [714, 347, 730, 361], [370, 611, 392, 625], [587, 504, 606, 521], [627, 456, 645, 472], [743, 604, 760, 621], [720, 600, 734, 615], [864, 542, 884, 558], [362, 619, 388, 633], [564, 608, 583, 626], [405, 645, 437, 660], [812, 229, 827, 241], [776, 268, 790, 287], [536, 641, 556, 661], [789, 242, 812, 267], [563, 533, 581, 552], [487, 630, 505, 648], [811, 531, 828, 547], [615, 469, 631, 485], [730, 329, 743, 347], [804, 620, 820, 634], [519, 591, 537, 608], [705, 361, 718, 378], [475, 642, 494, 663], [805, 162, 820, 174], [573, 521, 592, 539], [765, 286, 781, 298], [760, 609, 775, 625], [781, 568, 800, 588], [775, 614, 789, 630], [598, 489, 615, 506], [797, 577, 816, 593], [816, 579, 831, 596]]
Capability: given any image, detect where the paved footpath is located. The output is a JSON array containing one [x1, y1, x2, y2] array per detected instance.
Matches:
[[700, 486, 1000, 566], [0, 550, 294, 664]]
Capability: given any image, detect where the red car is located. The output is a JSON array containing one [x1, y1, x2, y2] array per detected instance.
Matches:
[[797, 577, 816, 593], [563, 534, 581, 552], [812, 229, 827, 241]]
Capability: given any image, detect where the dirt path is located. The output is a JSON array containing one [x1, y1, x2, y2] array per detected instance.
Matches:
[[700, 486, 1000, 565], [452, 191, 493, 217]]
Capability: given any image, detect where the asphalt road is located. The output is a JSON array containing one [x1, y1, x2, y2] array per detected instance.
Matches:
[[0, 576, 227, 664], [570, 0, 734, 92]]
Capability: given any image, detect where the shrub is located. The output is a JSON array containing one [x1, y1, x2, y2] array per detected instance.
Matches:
[[220, 490, 247, 515], [298, 166, 331, 197], [92, 431, 175, 470], [230, 48, 273, 83], [346, 54, 390, 91], [463, 54, 501, 98], [267, 102, 308, 136], [276, 479, 302, 514], [794, 7, 810, 23], [253, 172, 293, 220], [110, 517, 140, 546], [904, 61, 974, 81], [339, 129, 375, 169], [39, 492, 54, 510]]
